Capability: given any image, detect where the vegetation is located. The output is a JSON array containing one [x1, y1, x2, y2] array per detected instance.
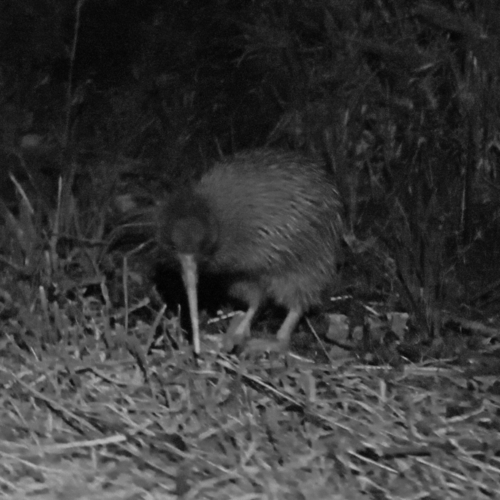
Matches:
[[0, 0, 499, 498]]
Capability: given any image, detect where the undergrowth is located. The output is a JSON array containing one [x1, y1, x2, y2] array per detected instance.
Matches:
[[1, 0, 500, 498]]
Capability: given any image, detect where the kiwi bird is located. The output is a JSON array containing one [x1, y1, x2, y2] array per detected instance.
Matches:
[[157, 149, 343, 354]]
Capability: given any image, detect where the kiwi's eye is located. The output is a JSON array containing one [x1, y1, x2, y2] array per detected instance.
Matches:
[[171, 217, 207, 254]]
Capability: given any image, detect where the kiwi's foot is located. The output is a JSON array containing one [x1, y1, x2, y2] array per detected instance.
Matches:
[[223, 312, 251, 352]]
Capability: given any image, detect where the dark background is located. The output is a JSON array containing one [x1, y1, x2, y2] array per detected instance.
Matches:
[[1, 0, 500, 341]]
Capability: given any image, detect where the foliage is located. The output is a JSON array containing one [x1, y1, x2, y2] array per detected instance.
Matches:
[[234, 0, 500, 336], [0, 0, 499, 331], [1, 1, 500, 497], [0, 324, 498, 498], [1, 0, 500, 335]]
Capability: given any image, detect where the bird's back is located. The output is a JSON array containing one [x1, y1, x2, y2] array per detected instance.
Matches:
[[196, 149, 342, 279]]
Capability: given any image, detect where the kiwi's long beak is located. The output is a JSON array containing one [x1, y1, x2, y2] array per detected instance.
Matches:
[[179, 253, 200, 355]]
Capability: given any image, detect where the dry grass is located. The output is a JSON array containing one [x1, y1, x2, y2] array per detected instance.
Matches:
[[0, 285, 499, 500], [1, 1, 500, 497]]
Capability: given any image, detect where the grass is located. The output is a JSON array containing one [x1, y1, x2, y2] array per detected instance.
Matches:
[[1, 2, 500, 498], [0, 272, 498, 499]]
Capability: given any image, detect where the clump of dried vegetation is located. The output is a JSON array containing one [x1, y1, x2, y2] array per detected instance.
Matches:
[[0, 0, 499, 498]]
